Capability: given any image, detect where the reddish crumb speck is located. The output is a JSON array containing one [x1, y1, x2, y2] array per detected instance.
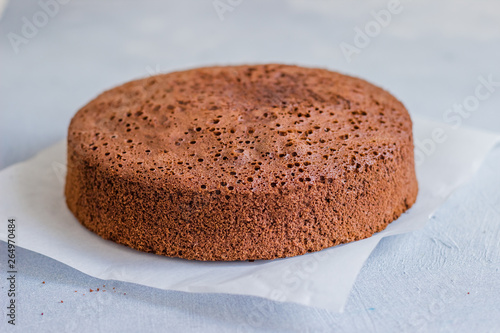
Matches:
[[90, 289, 94, 292], [60, 301, 63, 303], [97, 288, 100, 291], [124, 293, 126, 295], [42, 281, 45, 284], [41, 313, 43, 315], [467, 292, 470, 294], [113, 287, 115, 290]]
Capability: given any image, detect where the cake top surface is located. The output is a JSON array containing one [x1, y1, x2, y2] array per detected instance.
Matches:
[[68, 64, 412, 192]]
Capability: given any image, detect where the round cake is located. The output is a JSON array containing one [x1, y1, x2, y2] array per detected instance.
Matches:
[[65, 64, 418, 261]]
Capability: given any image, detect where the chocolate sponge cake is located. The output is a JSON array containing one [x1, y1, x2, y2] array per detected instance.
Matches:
[[65, 64, 418, 261]]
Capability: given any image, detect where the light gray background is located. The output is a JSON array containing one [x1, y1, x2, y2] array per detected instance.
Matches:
[[1, 0, 500, 332]]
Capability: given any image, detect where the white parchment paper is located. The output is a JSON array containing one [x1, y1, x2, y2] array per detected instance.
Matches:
[[0, 116, 498, 312]]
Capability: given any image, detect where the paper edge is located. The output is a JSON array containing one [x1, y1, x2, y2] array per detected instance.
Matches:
[[1, 117, 499, 312]]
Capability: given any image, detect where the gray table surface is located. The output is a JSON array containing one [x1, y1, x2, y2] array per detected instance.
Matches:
[[1, 1, 500, 332]]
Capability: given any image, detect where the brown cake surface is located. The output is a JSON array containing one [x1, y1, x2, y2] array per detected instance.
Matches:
[[65, 64, 418, 261]]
